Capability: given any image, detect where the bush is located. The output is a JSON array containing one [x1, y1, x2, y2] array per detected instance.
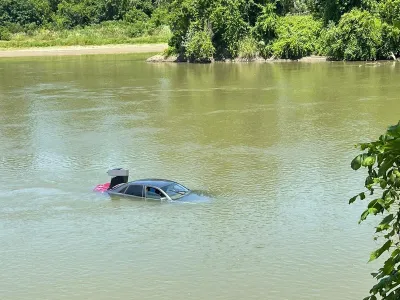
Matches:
[[271, 15, 322, 59], [126, 21, 149, 37], [0, 21, 23, 33], [24, 22, 39, 35], [238, 37, 258, 59], [148, 24, 171, 39], [321, 9, 382, 60], [124, 8, 149, 24], [184, 29, 215, 63], [257, 41, 273, 58], [0, 26, 11, 40], [163, 45, 178, 57]]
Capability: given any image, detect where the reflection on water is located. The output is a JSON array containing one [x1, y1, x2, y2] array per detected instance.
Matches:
[[0, 55, 399, 299]]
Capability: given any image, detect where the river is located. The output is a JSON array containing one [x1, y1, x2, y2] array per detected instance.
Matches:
[[1, 54, 399, 299]]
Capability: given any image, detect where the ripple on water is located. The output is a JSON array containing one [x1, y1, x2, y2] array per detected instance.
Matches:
[[0, 57, 391, 300]]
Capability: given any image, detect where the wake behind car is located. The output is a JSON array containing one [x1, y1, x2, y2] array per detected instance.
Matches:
[[94, 168, 191, 201]]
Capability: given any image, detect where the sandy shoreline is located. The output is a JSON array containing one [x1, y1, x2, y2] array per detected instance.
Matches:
[[0, 43, 168, 58]]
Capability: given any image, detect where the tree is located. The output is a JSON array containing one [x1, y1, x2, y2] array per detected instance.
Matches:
[[350, 121, 400, 299], [210, 0, 249, 58], [270, 15, 322, 59], [168, 0, 249, 60], [312, 0, 363, 24], [379, 0, 400, 27], [0, 0, 51, 27], [321, 9, 383, 61]]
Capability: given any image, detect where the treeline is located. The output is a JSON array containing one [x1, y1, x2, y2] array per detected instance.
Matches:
[[0, 0, 170, 43], [167, 0, 400, 61], [1, 0, 399, 61]]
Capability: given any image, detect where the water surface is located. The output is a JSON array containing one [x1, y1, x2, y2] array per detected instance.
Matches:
[[1, 55, 399, 299]]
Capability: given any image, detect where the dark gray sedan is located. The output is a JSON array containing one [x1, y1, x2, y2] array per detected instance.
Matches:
[[107, 179, 191, 201]]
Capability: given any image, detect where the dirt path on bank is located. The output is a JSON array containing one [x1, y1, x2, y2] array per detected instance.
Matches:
[[0, 43, 167, 58]]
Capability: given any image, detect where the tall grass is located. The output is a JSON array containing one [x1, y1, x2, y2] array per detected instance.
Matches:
[[0, 21, 171, 49]]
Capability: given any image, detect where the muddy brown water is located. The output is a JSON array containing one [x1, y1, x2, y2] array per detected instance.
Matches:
[[1, 55, 399, 299]]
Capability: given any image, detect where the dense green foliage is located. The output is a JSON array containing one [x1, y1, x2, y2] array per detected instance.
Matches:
[[184, 29, 215, 62], [0, 0, 165, 29], [321, 9, 383, 60], [0, 0, 171, 46], [350, 121, 400, 299], [1, 0, 399, 60], [271, 15, 322, 59], [320, 8, 400, 60], [166, 0, 400, 61]]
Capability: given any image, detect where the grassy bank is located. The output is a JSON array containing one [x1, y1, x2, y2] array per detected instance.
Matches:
[[0, 22, 171, 49]]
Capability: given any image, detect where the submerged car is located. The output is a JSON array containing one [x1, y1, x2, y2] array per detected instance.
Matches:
[[94, 168, 191, 201]]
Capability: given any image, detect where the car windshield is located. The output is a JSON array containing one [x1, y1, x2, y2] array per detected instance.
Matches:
[[161, 183, 189, 200]]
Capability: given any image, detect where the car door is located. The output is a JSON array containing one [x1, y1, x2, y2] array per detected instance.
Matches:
[[123, 184, 144, 199], [145, 186, 168, 200]]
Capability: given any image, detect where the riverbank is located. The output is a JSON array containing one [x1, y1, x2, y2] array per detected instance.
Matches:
[[146, 54, 330, 63], [146, 54, 400, 63], [0, 44, 168, 58]]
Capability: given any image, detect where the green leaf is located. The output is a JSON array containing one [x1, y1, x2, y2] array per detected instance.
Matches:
[[377, 153, 384, 166], [391, 248, 400, 258], [360, 209, 369, 222], [388, 122, 400, 137], [349, 195, 358, 204], [384, 228, 395, 239], [349, 192, 366, 204], [377, 198, 386, 208], [368, 199, 379, 208], [351, 154, 363, 170], [376, 214, 394, 232], [380, 214, 394, 226], [365, 176, 374, 187], [378, 158, 395, 177], [369, 240, 392, 262], [382, 257, 394, 275], [368, 207, 379, 215], [390, 190, 399, 199], [380, 179, 387, 189], [390, 172, 396, 183], [362, 155, 376, 167], [396, 178, 400, 188]]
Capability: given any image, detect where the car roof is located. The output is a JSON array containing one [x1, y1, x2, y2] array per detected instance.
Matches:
[[128, 179, 178, 188]]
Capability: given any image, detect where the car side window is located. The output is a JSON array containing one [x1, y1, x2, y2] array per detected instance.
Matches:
[[113, 184, 128, 193], [124, 185, 144, 197], [145, 186, 164, 199]]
